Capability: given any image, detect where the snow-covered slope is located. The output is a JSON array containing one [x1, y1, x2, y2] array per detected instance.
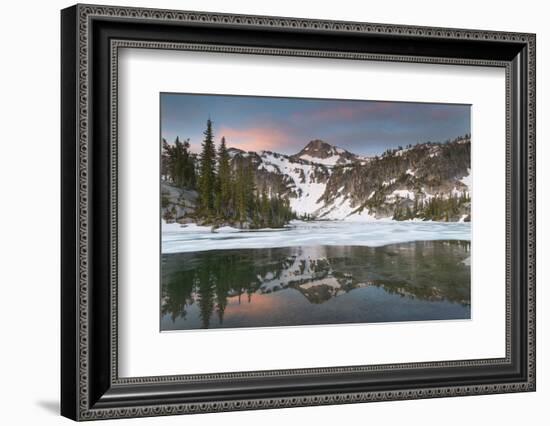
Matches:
[[230, 137, 471, 221], [257, 151, 329, 215]]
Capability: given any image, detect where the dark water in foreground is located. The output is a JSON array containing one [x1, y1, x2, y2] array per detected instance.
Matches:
[[161, 241, 471, 330]]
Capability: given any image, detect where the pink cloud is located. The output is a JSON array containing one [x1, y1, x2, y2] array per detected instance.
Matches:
[[217, 125, 294, 152], [292, 102, 396, 122]]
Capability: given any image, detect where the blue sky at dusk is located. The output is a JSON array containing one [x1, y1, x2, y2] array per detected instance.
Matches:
[[161, 93, 470, 156]]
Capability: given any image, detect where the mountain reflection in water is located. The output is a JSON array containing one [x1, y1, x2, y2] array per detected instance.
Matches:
[[161, 241, 471, 330]]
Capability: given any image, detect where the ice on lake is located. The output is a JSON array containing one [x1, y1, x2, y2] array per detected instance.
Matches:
[[162, 220, 471, 254]]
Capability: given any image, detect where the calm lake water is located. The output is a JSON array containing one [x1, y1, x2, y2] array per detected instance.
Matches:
[[161, 240, 471, 330]]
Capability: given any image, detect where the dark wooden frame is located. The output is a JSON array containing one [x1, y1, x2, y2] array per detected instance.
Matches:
[[61, 3, 536, 421]]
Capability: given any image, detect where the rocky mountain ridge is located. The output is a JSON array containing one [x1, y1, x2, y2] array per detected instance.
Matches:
[[162, 136, 471, 223], [231, 136, 471, 221]]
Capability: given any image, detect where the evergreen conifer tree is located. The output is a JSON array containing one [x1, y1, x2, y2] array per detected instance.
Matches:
[[235, 161, 247, 223], [198, 119, 217, 216], [216, 136, 231, 217], [181, 139, 196, 188], [161, 138, 171, 181], [243, 158, 256, 219]]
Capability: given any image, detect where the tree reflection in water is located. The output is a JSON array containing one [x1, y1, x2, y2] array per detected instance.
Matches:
[[161, 240, 471, 330]]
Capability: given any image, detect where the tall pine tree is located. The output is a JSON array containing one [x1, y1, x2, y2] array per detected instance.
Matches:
[[243, 158, 256, 220], [235, 160, 247, 223], [216, 136, 231, 217], [198, 119, 217, 216], [172, 136, 184, 187], [181, 138, 196, 188], [161, 138, 171, 181]]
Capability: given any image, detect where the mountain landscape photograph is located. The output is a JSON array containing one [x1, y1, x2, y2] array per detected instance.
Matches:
[[160, 93, 472, 331]]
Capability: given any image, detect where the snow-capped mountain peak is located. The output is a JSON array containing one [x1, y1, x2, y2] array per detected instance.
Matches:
[[297, 139, 341, 158], [293, 139, 356, 166]]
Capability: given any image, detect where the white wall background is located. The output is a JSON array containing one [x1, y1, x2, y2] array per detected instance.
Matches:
[[0, 0, 546, 424]]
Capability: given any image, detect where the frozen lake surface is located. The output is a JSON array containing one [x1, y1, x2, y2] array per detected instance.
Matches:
[[162, 220, 471, 254]]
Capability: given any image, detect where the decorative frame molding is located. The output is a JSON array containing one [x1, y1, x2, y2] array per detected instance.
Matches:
[[61, 4, 535, 421]]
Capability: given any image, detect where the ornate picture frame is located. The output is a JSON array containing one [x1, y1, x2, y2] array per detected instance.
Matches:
[[61, 4, 535, 421]]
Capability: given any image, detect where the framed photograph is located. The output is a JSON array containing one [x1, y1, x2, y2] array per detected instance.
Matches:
[[61, 4, 536, 421]]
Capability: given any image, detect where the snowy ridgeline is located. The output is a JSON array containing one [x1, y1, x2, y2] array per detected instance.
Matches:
[[162, 137, 472, 225], [251, 137, 472, 222], [162, 220, 471, 254], [257, 150, 472, 221]]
